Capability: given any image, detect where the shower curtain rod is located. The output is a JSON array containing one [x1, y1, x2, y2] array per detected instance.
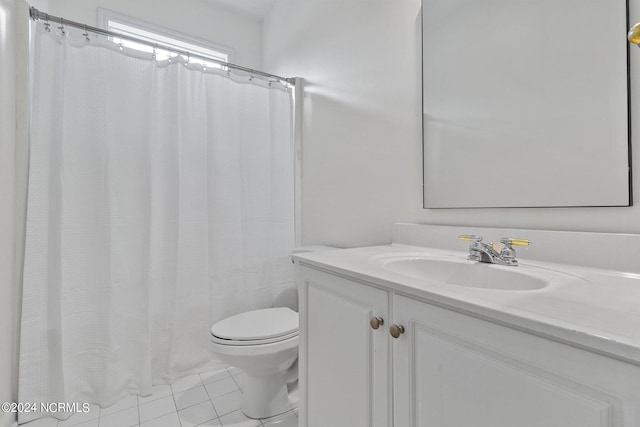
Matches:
[[29, 7, 296, 86]]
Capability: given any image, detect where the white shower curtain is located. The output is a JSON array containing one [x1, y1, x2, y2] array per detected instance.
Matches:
[[19, 22, 295, 423]]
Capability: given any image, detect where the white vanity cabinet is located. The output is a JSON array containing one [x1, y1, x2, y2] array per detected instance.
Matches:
[[297, 264, 640, 427], [393, 294, 639, 427], [298, 266, 391, 427]]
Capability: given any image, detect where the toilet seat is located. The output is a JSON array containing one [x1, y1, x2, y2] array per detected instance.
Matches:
[[211, 307, 299, 346], [211, 331, 298, 346]]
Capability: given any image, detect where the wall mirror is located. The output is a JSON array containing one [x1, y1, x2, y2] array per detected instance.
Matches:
[[422, 0, 631, 208]]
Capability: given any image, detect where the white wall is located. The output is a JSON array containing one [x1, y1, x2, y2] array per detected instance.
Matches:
[[264, 0, 640, 248], [44, 0, 263, 68], [0, 1, 18, 425], [0, 1, 29, 426], [264, 0, 423, 247]]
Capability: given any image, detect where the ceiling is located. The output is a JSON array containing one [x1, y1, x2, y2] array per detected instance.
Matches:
[[203, 0, 279, 21]]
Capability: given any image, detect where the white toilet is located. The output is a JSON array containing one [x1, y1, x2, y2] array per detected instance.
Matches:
[[210, 307, 299, 419]]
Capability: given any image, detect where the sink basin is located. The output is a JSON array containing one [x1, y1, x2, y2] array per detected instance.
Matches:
[[375, 255, 547, 290]]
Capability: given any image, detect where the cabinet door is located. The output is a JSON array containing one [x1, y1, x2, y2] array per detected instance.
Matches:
[[298, 266, 390, 427], [393, 295, 616, 427]]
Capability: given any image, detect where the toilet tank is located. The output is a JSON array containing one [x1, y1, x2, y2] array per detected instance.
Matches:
[[285, 246, 338, 311]]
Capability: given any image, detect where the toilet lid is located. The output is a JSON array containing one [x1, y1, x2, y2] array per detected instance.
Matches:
[[211, 307, 299, 341]]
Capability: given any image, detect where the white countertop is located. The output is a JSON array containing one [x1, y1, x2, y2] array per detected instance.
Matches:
[[294, 242, 640, 366]]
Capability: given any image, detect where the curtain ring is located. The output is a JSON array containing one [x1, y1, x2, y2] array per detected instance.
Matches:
[[44, 13, 51, 32], [58, 17, 65, 35], [151, 44, 157, 60], [83, 24, 90, 42]]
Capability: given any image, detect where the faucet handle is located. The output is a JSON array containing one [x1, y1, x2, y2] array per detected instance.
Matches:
[[500, 237, 531, 247], [459, 235, 485, 262], [494, 237, 531, 266], [458, 234, 483, 242]]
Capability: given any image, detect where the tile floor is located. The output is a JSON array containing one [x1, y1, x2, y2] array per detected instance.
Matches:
[[21, 367, 298, 427]]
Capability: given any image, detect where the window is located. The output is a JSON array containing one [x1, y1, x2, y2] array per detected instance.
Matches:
[[97, 9, 233, 68]]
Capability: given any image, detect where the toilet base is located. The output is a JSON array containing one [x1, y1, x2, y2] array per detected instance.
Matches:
[[241, 375, 299, 419], [210, 321, 299, 419]]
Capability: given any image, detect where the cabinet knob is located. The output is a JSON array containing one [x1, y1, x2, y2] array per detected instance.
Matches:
[[370, 316, 384, 330], [389, 324, 405, 339]]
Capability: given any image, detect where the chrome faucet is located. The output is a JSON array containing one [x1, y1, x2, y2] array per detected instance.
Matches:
[[458, 235, 531, 266]]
